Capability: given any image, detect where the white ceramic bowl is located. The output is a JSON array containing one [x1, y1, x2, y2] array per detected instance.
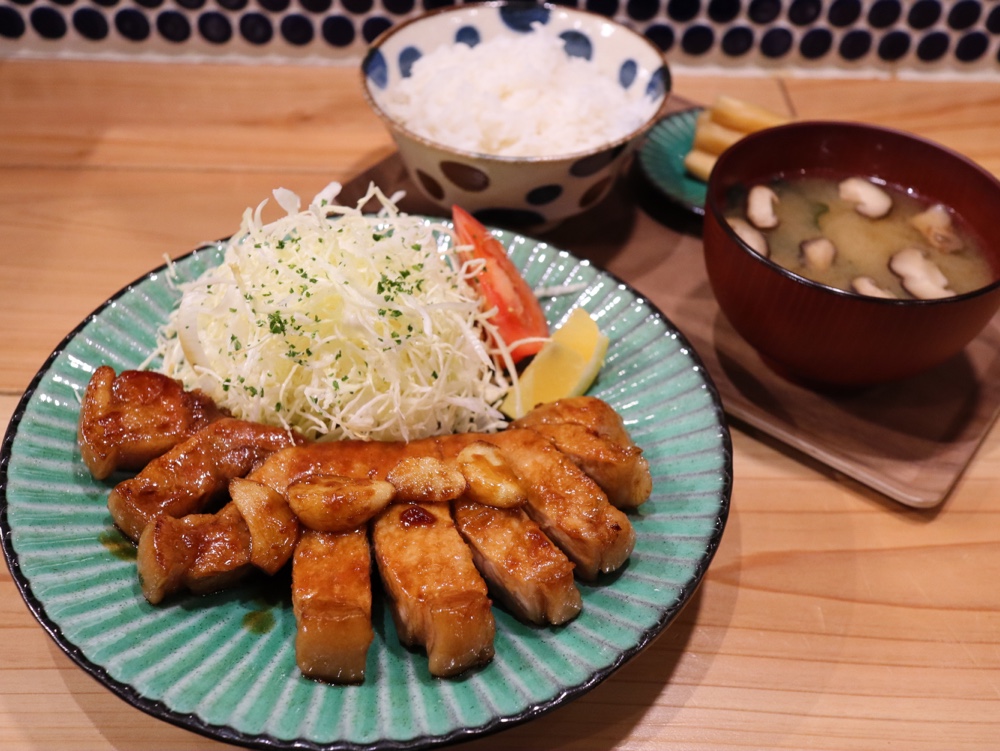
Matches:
[[360, 1, 671, 231]]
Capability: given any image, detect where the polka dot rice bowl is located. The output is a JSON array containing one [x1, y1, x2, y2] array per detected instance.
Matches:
[[361, 0, 671, 231]]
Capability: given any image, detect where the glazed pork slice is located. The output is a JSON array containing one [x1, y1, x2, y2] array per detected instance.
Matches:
[[136, 502, 253, 604], [108, 417, 302, 541], [292, 527, 374, 684], [512, 397, 652, 509], [372, 502, 495, 677], [286, 475, 397, 534], [248, 438, 429, 494], [513, 396, 637, 445], [448, 428, 636, 581], [78, 366, 226, 480], [454, 441, 528, 509], [229, 477, 301, 575], [453, 499, 581, 626]]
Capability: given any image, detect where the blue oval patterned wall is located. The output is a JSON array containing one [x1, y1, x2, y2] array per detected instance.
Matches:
[[1, 0, 999, 75]]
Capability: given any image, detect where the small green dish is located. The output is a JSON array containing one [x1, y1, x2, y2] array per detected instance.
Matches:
[[638, 107, 707, 216]]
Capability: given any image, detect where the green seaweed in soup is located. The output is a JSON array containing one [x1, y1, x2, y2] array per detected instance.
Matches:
[[726, 174, 994, 300]]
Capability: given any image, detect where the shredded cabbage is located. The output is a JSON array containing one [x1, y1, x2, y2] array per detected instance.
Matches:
[[153, 183, 512, 442]]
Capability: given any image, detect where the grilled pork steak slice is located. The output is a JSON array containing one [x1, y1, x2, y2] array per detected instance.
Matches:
[[108, 417, 301, 541], [512, 397, 652, 509], [292, 528, 374, 683], [453, 499, 581, 625], [469, 429, 636, 581], [136, 502, 252, 604], [78, 366, 225, 480], [372, 502, 495, 677]]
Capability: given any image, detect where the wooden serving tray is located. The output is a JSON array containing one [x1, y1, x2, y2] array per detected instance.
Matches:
[[340, 101, 1000, 509]]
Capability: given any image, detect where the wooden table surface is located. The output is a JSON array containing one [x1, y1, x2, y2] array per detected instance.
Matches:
[[2, 60, 999, 751]]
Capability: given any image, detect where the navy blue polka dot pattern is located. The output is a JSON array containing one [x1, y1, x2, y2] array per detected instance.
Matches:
[[342, 0, 373, 14], [321, 13, 353, 46], [760, 25, 793, 57], [748, 0, 782, 26], [681, 23, 714, 55], [988, 4, 1000, 34], [0, 5, 26, 37], [499, 2, 549, 32], [198, 9, 230, 43], [73, 6, 107, 38], [867, 0, 900, 29], [561, 29, 593, 59], [839, 27, 872, 59], [526, 184, 562, 205], [647, 65, 670, 98], [363, 47, 388, 88], [788, 0, 821, 27], [587, 0, 619, 17], [281, 13, 312, 45], [0, 0, 997, 74], [619, 58, 637, 86], [721, 24, 753, 55], [455, 24, 479, 47], [156, 8, 188, 41], [300, 0, 331, 12], [361, 15, 389, 42], [31, 5, 67, 37], [828, 0, 861, 27], [708, 0, 741, 23], [878, 28, 909, 59], [398, 44, 420, 76], [799, 26, 831, 58], [667, 0, 700, 23], [917, 29, 949, 60], [645, 22, 674, 51], [240, 10, 271, 43], [955, 30, 987, 61], [907, 0, 940, 29], [383, 0, 413, 14], [114, 7, 149, 40], [626, 0, 659, 22]]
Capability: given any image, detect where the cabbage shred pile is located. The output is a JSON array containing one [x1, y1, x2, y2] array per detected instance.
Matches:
[[153, 183, 512, 442]]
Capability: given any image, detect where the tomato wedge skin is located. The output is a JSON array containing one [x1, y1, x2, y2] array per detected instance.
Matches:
[[452, 206, 549, 364]]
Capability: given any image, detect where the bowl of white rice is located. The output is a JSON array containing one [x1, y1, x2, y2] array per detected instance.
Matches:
[[360, 0, 671, 231]]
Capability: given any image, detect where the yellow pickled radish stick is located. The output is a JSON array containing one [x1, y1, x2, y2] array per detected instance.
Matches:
[[683, 149, 717, 182], [692, 116, 745, 156], [683, 96, 790, 181], [709, 94, 790, 133]]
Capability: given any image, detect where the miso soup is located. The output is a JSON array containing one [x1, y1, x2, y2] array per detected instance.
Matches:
[[725, 173, 994, 300]]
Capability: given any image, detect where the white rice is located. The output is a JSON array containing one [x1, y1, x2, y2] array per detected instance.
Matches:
[[380, 27, 658, 158]]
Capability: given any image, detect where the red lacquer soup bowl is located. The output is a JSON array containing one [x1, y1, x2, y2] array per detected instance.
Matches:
[[703, 120, 1000, 387]]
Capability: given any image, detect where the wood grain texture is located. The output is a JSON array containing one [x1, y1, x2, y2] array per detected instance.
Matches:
[[2, 61, 999, 750]]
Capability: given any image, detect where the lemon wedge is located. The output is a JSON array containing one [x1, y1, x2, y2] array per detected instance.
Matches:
[[500, 308, 609, 419]]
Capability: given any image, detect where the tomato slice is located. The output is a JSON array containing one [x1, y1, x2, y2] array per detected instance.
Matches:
[[452, 205, 549, 364]]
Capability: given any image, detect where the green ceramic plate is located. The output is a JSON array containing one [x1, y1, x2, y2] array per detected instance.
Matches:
[[1, 229, 732, 750], [638, 107, 708, 215]]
